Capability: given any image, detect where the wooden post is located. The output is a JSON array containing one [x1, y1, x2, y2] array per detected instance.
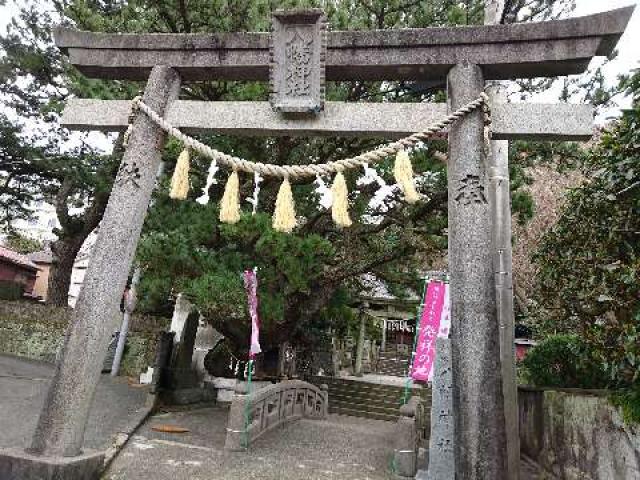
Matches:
[[447, 63, 507, 479], [30, 66, 181, 457]]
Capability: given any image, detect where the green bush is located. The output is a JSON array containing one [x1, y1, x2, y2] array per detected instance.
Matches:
[[0, 281, 25, 301], [610, 386, 640, 424], [521, 334, 608, 389]]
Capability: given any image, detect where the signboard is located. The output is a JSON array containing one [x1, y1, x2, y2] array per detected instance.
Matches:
[[270, 9, 326, 114]]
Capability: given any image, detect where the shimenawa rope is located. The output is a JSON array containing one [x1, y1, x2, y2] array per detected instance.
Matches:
[[124, 93, 490, 231], [125, 93, 490, 180]]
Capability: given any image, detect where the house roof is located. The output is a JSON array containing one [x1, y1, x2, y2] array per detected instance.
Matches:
[[0, 246, 39, 271]]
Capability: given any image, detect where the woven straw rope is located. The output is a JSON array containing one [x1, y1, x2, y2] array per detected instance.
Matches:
[[128, 93, 490, 180]]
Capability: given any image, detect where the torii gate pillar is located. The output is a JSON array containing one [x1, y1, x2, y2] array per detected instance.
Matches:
[[0, 66, 181, 480], [448, 63, 508, 478]]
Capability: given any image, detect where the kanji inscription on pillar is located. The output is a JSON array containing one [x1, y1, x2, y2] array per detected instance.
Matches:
[[270, 9, 326, 114], [454, 174, 488, 205], [115, 160, 141, 188]]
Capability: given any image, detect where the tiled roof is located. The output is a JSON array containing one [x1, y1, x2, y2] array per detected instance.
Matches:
[[0, 246, 39, 271]]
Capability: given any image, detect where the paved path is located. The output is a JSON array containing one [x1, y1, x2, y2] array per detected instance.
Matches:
[[104, 406, 548, 480], [104, 408, 397, 480], [0, 355, 547, 479], [0, 354, 149, 451]]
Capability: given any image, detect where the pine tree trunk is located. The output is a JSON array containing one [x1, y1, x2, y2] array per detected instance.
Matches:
[[46, 237, 84, 307]]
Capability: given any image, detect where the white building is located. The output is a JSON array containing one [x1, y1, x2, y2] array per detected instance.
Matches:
[[10, 201, 60, 242], [68, 232, 96, 307]]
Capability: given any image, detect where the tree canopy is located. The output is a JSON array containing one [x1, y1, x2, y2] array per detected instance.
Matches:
[[533, 71, 640, 388], [2, 0, 619, 354]]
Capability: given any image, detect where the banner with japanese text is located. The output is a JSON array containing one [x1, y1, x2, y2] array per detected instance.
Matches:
[[411, 281, 449, 382]]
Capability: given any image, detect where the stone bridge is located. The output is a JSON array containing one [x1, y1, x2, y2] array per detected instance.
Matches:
[[224, 380, 329, 451]]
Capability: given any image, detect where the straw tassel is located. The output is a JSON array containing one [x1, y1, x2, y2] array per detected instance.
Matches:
[[331, 171, 352, 228], [272, 177, 297, 233], [219, 170, 241, 224], [394, 149, 420, 204], [169, 148, 190, 200]]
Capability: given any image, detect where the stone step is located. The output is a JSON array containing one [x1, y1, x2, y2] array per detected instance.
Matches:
[[330, 392, 430, 409], [377, 359, 409, 364], [380, 350, 412, 356], [318, 380, 430, 398], [324, 388, 429, 405], [376, 363, 409, 371], [315, 376, 422, 392], [312, 376, 431, 422], [377, 356, 411, 362], [375, 370, 408, 378], [330, 399, 402, 417], [376, 365, 408, 372], [374, 372, 408, 379], [331, 396, 432, 415], [329, 406, 399, 422], [325, 388, 430, 406], [376, 367, 408, 373], [330, 391, 408, 408], [324, 385, 413, 401]]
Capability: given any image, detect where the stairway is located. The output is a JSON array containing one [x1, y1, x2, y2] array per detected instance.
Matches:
[[311, 376, 430, 422], [376, 348, 411, 377]]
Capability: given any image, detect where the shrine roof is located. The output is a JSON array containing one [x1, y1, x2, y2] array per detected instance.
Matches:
[[54, 6, 634, 82]]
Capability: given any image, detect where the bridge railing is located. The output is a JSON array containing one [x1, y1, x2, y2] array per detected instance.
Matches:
[[224, 379, 328, 451]]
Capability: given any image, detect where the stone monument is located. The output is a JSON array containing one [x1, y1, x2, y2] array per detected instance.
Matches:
[[423, 338, 455, 479]]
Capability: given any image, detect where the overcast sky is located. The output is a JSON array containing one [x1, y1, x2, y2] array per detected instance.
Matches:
[[569, 0, 639, 117]]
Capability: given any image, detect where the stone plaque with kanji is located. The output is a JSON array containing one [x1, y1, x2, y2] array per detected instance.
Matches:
[[270, 9, 326, 115]]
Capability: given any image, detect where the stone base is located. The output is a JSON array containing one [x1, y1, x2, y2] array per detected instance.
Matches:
[[162, 387, 206, 405], [0, 447, 105, 480]]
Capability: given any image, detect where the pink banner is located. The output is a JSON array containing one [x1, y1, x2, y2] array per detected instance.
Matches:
[[243, 268, 261, 358], [411, 281, 446, 382]]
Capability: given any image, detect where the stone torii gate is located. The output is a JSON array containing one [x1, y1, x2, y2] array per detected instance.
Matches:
[[0, 6, 633, 480]]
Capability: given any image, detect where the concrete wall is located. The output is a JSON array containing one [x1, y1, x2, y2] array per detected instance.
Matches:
[[519, 386, 640, 480], [31, 262, 50, 300], [0, 300, 169, 376]]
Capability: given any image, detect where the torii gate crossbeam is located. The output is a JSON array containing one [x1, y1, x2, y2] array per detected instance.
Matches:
[[54, 6, 632, 81]]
